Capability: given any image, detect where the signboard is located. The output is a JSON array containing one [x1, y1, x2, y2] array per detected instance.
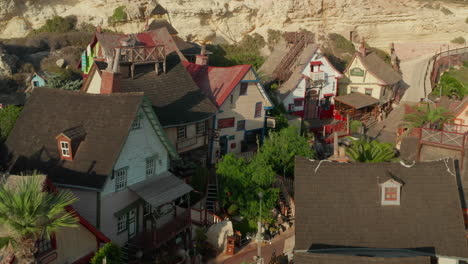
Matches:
[[218, 118, 235, 129], [350, 67, 365, 76], [267, 117, 276, 128]]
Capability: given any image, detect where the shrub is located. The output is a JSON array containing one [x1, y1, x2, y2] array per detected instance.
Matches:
[[267, 29, 283, 50], [440, 7, 453, 15], [47, 69, 83, 91], [31, 16, 76, 34], [328, 33, 355, 55], [451, 37, 466, 45], [91, 243, 124, 264], [227, 204, 239, 215], [79, 22, 97, 33], [109, 6, 127, 24], [350, 120, 363, 134]]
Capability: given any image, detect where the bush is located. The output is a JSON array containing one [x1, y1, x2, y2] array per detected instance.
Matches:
[[47, 69, 83, 91], [79, 22, 97, 33], [227, 204, 239, 215], [91, 243, 124, 264], [328, 33, 355, 55], [0, 105, 22, 142], [31, 16, 76, 34], [451, 37, 466, 45], [267, 29, 283, 50], [350, 120, 363, 134], [109, 6, 127, 24]]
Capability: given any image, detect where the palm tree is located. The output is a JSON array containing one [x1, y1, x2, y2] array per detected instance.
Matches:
[[345, 137, 397, 163], [0, 175, 78, 264], [403, 104, 454, 131]]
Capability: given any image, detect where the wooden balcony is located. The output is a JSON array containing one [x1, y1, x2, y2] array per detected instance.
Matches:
[[114, 45, 166, 64], [129, 210, 191, 250], [420, 123, 468, 150], [176, 134, 206, 152]]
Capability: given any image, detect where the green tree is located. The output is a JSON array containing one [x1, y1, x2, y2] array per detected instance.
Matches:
[[32, 16, 76, 34], [47, 70, 83, 91], [0, 175, 78, 264], [216, 153, 279, 229], [0, 105, 22, 142], [109, 6, 128, 24], [404, 104, 454, 130], [258, 126, 314, 177], [433, 72, 467, 99], [91, 243, 124, 264], [345, 138, 397, 163]]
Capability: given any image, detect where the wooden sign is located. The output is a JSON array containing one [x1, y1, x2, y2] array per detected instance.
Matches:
[[218, 118, 235, 129], [350, 67, 365, 76]]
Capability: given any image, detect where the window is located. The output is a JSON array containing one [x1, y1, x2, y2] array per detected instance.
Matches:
[[294, 99, 304, 107], [237, 120, 246, 131], [351, 87, 358, 93], [33, 81, 39, 87], [60, 141, 70, 157], [36, 235, 53, 254], [117, 214, 127, 233], [196, 121, 206, 135], [230, 95, 234, 105], [146, 157, 155, 177], [384, 187, 398, 201], [365, 88, 372, 96], [132, 115, 141, 129], [177, 126, 186, 140], [240, 83, 248, 95], [115, 167, 127, 191], [144, 202, 152, 216], [254, 102, 262, 118]]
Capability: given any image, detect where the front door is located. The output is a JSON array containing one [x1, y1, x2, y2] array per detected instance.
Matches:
[[128, 209, 137, 239], [219, 136, 228, 156]]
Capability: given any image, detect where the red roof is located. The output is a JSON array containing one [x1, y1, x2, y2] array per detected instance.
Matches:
[[182, 61, 251, 107]]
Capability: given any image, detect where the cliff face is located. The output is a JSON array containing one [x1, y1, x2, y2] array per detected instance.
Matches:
[[0, 0, 467, 49]]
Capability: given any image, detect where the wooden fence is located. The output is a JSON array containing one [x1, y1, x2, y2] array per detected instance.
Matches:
[[420, 123, 467, 150]]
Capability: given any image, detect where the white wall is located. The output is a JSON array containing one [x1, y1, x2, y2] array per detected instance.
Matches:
[[59, 188, 97, 226], [86, 71, 102, 94], [282, 51, 341, 112]]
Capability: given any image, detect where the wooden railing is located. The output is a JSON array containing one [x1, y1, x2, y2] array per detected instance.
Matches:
[[115, 45, 166, 63], [420, 124, 467, 150], [190, 208, 222, 226], [273, 34, 307, 81]]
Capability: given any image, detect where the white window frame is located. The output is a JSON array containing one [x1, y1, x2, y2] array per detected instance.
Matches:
[[144, 202, 152, 216], [115, 167, 128, 191], [177, 126, 186, 140], [146, 157, 156, 177], [60, 141, 70, 157], [380, 180, 401, 205], [117, 214, 127, 233], [132, 115, 141, 130], [196, 121, 206, 135]]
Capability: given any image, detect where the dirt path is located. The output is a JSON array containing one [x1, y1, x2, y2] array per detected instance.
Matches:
[[400, 54, 433, 102]]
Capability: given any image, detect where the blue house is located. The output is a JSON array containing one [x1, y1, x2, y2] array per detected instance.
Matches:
[[31, 72, 47, 88]]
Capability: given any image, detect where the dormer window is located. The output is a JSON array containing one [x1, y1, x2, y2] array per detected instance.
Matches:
[[56, 125, 86, 161], [132, 115, 141, 129], [60, 141, 70, 157], [380, 179, 402, 205]]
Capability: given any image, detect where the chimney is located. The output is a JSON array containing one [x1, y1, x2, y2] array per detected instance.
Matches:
[[100, 48, 121, 94], [390, 42, 399, 71], [359, 38, 367, 56], [195, 45, 209, 66]]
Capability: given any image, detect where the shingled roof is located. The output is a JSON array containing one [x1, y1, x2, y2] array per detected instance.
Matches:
[[3, 88, 147, 189], [294, 157, 468, 258], [294, 252, 433, 264], [334, 92, 380, 109], [120, 56, 217, 127], [148, 19, 178, 35], [183, 61, 252, 107], [356, 52, 402, 85]]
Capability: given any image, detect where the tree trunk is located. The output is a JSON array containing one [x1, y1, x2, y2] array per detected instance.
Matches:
[[16, 238, 37, 264]]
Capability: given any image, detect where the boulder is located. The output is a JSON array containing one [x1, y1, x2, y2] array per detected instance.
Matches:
[[56, 59, 66, 68], [0, 16, 30, 39], [206, 220, 234, 252]]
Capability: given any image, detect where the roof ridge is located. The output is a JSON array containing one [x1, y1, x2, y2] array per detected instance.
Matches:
[[35, 88, 144, 97]]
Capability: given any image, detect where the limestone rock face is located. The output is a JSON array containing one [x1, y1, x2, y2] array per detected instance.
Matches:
[[0, 0, 467, 49], [0, 46, 18, 77], [0, 17, 30, 39]]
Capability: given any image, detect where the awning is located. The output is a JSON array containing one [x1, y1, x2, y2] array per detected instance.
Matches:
[[310, 61, 323, 66], [128, 171, 193, 208], [334, 92, 379, 109]]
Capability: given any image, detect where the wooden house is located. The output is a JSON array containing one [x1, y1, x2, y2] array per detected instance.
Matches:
[[335, 40, 402, 125], [294, 157, 468, 263], [0, 175, 110, 264], [31, 72, 47, 89], [2, 88, 194, 260], [183, 58, 272, 163], [260, 43, 343, 120]]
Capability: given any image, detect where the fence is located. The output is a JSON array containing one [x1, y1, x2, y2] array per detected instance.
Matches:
[[424, 45, 468, 97], [190, 208, 222, 226], [420, 123, 467, 150]]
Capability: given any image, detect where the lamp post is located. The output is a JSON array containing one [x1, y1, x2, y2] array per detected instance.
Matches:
[[255, 191, 264, 264]]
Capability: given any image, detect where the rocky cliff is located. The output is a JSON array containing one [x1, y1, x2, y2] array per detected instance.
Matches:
[[0, 0, 467, 49]]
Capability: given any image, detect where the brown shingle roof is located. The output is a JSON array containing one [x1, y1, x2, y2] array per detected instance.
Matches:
[[294, 252, 433, 264], [148, 19, 178, 35], [294, 157, 468, 258], [358, 52, 402, 85], [334, 92, 380, 109], [3, 88, 145, 189], [120, 56, 217, 127]]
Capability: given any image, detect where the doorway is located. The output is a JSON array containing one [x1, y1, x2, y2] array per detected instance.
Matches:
[[219, 136, 228, 156], [128, 208, 137, 239]]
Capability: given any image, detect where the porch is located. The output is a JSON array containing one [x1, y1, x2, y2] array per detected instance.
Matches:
[[334, 93, 380, 127]]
